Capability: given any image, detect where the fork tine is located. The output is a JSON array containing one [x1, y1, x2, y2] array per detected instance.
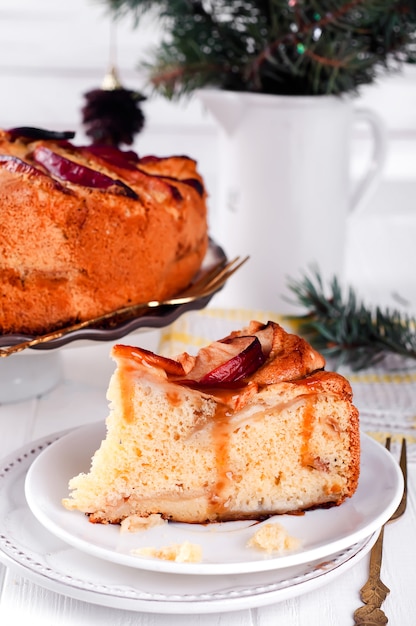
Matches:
[[204, 256, 249, 288], [399, 438, 407, 489], [182, 257, 229, 296], [387, 437, 407, 520], [395, 438, 407, 517], [198, 256, 249, 297], [181, 256, 240, 298], [193, 256, 230, 284]]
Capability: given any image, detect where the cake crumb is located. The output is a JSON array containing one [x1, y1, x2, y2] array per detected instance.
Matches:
[[120, 513, 166, 533], [132, 540, 202, 563], [247, 522, 300, 554]]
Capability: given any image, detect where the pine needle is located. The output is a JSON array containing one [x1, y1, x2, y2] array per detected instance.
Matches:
[[103, 0, 416, 98], [286, 269, 416, 371]]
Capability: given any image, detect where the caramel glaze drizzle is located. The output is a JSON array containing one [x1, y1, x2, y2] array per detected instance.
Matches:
[[201, 386, 325, 520], [301, 398, 317, 469], [209, 399, 235, 517]]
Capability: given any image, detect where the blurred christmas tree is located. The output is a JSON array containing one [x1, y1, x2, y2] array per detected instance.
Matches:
[[103, 0, 416, 98]]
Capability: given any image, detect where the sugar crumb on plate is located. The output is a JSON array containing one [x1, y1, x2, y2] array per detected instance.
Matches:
[[132, 540, 202, 563], [247, 522, 301, 554]]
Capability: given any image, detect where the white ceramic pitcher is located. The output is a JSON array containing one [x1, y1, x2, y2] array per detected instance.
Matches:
[[198, 90, 387, 313]]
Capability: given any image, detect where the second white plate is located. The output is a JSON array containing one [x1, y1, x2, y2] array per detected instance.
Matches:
[[25, 421, 403, 576]]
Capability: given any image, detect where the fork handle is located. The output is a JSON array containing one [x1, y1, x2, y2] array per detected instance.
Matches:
[[353, 526, 390, 625]]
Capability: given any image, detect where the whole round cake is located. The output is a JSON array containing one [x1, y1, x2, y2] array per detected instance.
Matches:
[[0, 127, 208, 335]]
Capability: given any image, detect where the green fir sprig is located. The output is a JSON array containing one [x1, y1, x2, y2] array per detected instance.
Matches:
[[286, 269, 416, 371], [104, 0, 416, 98]]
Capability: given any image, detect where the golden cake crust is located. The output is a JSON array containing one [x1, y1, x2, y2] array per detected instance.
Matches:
[[0, 129, 208, 334]]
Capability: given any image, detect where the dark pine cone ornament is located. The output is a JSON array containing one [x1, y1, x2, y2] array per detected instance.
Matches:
[[82, 67, 146, 147]]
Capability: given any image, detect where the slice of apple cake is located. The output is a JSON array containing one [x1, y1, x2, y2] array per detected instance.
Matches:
[[62, 320, 360, 524]]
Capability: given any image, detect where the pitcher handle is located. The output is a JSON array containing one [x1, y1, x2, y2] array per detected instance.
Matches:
[[350, 107, 388, 215]]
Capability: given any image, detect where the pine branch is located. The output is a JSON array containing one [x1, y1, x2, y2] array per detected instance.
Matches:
[[102, 0, 416, 97], [286, 269, 416, 371], [246, 0, 365, 79]]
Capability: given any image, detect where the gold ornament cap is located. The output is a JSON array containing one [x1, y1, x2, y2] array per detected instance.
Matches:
[[101, 66, 122, 91]]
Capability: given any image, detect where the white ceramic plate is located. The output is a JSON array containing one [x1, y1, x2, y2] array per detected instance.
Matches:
[[24, 422, 403, 576], [0, 429, 379, 613]]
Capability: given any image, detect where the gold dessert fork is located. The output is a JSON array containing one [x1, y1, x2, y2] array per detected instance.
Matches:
[[353, 437, 407, 626], [0, 255, 249, 357]]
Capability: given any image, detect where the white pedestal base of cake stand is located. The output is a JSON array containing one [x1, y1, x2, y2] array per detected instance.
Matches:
[[0, 350, 63, 404]]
